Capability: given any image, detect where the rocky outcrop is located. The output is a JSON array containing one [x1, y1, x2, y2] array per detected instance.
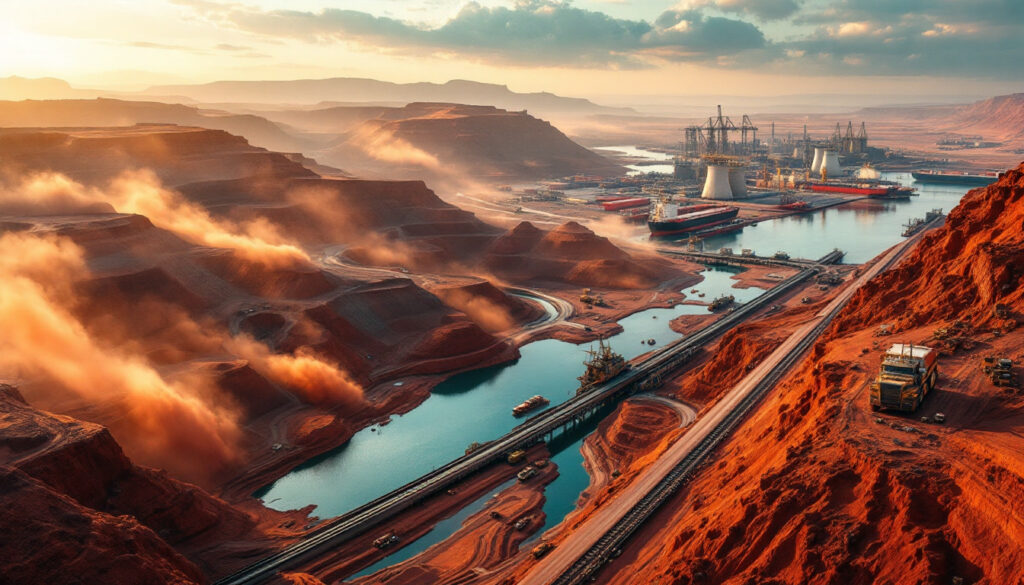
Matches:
[[0, 384, 271, 584], [484, 221, 676, 289], [832, 164, 1023, 334]]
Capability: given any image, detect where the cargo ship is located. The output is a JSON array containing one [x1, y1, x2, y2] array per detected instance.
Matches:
[[512, 395, 550, 416], [577, 338, 628, 394], [602, 197, 650, 211], [911, 169, 999, 186], [647, 198, 740, 237], [800, 180, 914, 199]]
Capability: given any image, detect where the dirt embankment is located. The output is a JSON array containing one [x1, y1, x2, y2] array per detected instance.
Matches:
[[593, 163, 1024, 584]]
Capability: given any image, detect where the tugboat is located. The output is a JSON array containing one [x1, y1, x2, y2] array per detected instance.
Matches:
[[576, 338, 628, 394], [513, 395, 550, 416], [708, 295, 735, 311]]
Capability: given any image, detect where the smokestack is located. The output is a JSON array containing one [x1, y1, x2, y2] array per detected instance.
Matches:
[[727, 166, 748, 198], [810, 147, 825, 174], [701, 164, 733, 200], [821, 149, 842, 178]]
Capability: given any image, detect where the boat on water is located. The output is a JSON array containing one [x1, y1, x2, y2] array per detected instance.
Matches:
[[577, 338, 628, 394], [911, 169, 999, 186], [647, 197, 740, 237], [800, 179, 914, 199], [513, 395, 550, 416], [708, 295, 735, 311]]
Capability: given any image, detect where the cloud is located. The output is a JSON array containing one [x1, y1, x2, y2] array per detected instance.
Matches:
[[179, 0, 768, 68], [174, 0, 1024, 78], [688, 0, 801, 21]]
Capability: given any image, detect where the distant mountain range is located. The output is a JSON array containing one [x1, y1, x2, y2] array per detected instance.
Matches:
[[141, 78, 634, 116], [0, 75, 634, 120]]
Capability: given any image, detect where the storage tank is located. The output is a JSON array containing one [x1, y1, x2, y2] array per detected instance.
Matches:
[[821, 149, 842, 178], [810, 147, 825, 174], [701, 164, 733, 200], [728, 166, 748, 198]]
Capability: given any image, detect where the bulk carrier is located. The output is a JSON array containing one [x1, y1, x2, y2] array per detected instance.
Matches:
[[911, 169, 999, 186], [647, 198, 739, 237]]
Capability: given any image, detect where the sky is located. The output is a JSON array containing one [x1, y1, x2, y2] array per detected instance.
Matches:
[[2, 0, 1023, 99]]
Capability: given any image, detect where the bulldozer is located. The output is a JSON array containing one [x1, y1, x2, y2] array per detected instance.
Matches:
[[579, 288, 607, 307]]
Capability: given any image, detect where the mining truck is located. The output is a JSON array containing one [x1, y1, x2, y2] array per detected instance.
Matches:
[[870, 343, 938, 412]]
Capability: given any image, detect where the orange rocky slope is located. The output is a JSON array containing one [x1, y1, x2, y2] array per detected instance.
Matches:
[[595, 164, 1024, 584]]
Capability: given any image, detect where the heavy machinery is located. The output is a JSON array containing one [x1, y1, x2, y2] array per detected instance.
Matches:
[[870, 343, 938, 412], [576, 338, 628, 394], [580, 288, 607, 307], [507, 449, 527, 465], [983, 357, 1016, 387], [531, 542, 555, 559]]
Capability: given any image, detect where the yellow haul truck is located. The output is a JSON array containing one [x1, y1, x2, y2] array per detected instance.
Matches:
[[870, 343, 938, 412]]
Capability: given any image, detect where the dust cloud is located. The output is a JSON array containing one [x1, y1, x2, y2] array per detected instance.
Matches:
[[0, 169, 310, 268], [433, 287, 516, 332], [351, 124, 440, 169], [227, 336, 364, 408], [0, 232, 243, 484]]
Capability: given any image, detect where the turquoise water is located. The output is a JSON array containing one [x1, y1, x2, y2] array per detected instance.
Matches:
[[257, 267, 761, 579], [677, 172, 973, 263], [257, 266, 760, 517]]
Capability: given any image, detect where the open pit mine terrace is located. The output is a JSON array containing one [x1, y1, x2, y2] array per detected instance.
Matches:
[[213, 242, 879, 585]]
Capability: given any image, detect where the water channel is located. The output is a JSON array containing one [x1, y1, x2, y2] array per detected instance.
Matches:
[[257, 154, 978, 579]]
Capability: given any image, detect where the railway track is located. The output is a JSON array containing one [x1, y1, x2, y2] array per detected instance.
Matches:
[[214, 253, 839, 585]]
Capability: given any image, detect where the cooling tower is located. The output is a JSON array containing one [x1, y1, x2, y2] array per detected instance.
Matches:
[[810, 147, 825, 174], [728, 166, 748, 198], [701, 164, 733, 200], [821, 149, 842, 178]]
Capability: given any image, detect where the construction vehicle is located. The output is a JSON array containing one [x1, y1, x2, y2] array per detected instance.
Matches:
[[531, 542, 555, 559], [373, 532, 400, 549], [870, 343, 938, 412], [579, 288, 607, 307], [507, 449, 527, 465], [983, 357, 1015, 387], [517, 466, 537, 481], [576, 338, 628, 394], [513, 515, 533, 531]]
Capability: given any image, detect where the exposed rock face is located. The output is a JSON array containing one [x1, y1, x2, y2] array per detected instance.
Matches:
[[0, 384, 267, 585], [602, 164, 1024, 585], [485, 221, 675, 289], [833, 164, 1023, 334]]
